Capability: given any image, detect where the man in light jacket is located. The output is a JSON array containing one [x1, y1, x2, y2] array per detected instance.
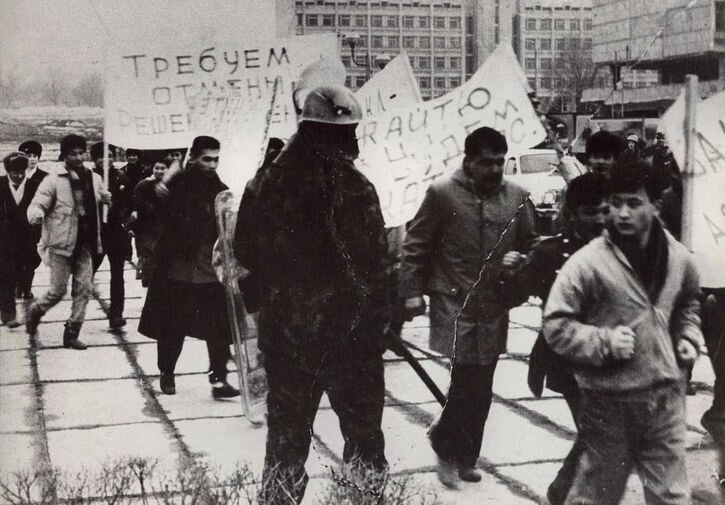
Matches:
[[25, 134, 110, 349], [543, 160, 702, 505]]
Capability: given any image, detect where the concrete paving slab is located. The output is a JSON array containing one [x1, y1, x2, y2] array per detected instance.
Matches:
[[46, 422, 179, 478], [381, 408, 439, 472], [493, 359, 558, 400], [518, 398, 577, 433], [506, 327, 538, 356], [687, 448, 725, 504], [133, 338, 213, 377], [0, 384, 36, 433], [36, 346, 134, 382], [509, 304, 541, 329], [36, 320, 120, 349], [0, 433, 38, 479], [40, 297, 145, 324], [155, 373, 243, 421], [384, 360, 450, 404], [411, 470, 535, 505], [0, 326, 31, 351], [688, 393, 715, 431], [175, 416, 335, 478], [481, 403, 572, 465], [43, 378, 153, 430], [692, 357, 716, 386], [0, 349, 32, 385]]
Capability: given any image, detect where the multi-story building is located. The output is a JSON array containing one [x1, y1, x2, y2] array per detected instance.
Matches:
[[288, 0, 512, 100], [513, 0, 596, 112], [582, 0, 725, 116]]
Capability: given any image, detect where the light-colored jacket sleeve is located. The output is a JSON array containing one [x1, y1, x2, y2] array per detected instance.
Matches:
[[542, 256, 613, 367], [27, 175, 55, 225], [671, 256, 703, 350]]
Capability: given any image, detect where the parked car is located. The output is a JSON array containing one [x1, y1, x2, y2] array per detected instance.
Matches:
[[504, 148, 575, 234]]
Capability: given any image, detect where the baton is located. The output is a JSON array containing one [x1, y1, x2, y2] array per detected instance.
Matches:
[[388, 332, 447, 406]]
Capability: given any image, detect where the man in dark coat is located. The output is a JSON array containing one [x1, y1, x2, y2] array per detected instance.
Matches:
[[16, 140, 47, 299], [1, 152, 32, 327], [509, 172, 610, 505], [138, 136, 239, 399], [234, 86, 392, 504], [400, 127, 538, 488], [90, 142, 133, 328]]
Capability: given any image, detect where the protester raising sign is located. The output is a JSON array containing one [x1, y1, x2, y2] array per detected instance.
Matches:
[[104, 34, 337, 149], [660, 89, 725, 288], [356, 53, 422, 118], [356, 44, 546, 227]]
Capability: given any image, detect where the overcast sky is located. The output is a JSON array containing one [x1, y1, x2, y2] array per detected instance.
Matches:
[[0, 0, 276, 81]]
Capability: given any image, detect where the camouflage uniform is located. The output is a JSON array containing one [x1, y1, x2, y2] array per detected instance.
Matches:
[[235, 133, 392, 504]]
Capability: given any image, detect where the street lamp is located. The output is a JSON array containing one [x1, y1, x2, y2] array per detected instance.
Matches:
[[342, 32, 391, 81]]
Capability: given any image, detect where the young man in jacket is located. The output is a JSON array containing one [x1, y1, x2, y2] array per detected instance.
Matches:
[[132, 157, 168, 287], [543, 160, 702, 505], [510, 172, 610, 505], [25, 134, 111, 349], [89, 142, 133, 329], [16, 140, 47, 299], [400, 127, 538, 488], [234, 86, 392, 504], [1, 152, 32, 327]]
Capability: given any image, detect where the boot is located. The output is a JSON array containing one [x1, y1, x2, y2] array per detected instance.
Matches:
[[25, 303, 43, 336], [63, 323, 87, 350], [209, 372, 240, 399], [435, 455, 460, 489], [458, 466, 482, 483], [109, 316, 127, 330], [160, 373, 176, 395]]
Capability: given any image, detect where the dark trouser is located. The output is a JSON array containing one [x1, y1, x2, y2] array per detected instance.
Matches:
[[156, 333, 230, 380], [92, 251, 125, 319], [565, 383, 688, 505], [261, 352, 387, 505], [703, 292, 725, 417], [547, 393, 585, 505], [16, 260, 37, 297], [0, 270, 17, 322], [429, 361, 498, 468]]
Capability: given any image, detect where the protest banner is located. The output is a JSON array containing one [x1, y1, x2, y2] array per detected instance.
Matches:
[[188, 77, 280, 194], [356, 44, 546, 227], [104, 33, 337, 149], [660, 88, 725, 288], [356, 53, 422, 117]]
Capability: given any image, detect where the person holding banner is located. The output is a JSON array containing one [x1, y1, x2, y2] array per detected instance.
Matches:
[[138, 136, 239, 399], [25, 135, 111, 349], [234, 86, 391, 504], [543, 160, 702, 505], [400, 127, 538, 488]]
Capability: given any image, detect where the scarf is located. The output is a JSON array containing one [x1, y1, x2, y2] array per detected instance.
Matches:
[[66, 166, 98, 252]]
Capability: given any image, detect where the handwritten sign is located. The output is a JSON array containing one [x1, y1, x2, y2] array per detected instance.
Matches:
[[104, 34, 338, 149], [661, 89, 725, 288], [356, 53, 422, 118], [356, 44, 546, 227]]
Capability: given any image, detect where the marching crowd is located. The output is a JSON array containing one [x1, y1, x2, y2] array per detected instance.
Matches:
[[1, 83, 724, 505]]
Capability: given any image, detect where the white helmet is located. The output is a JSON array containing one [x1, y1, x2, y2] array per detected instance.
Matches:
[[299, 85, 362, 125]]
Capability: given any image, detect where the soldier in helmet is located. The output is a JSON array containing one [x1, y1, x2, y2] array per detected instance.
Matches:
[[234, 86, 392, 504]]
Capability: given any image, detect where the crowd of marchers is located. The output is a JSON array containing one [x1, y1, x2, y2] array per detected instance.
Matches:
[[1, 84, 724, 505]]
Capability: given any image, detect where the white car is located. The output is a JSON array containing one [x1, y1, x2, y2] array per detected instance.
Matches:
[[504, 148, 570, 233]]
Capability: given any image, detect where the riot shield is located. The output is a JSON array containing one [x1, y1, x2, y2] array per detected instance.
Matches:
[[215, 190, 267, 425]]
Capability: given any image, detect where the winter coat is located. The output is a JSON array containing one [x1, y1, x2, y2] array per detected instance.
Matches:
[[0, 176, 40, 274], [234, 133, 393, 371], [26, 165, 106, 262], [400, 168, 538, 364], [94, 166, 133, 256], [543, 229, 703, 395]]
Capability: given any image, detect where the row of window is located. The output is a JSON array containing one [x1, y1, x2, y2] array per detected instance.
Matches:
[[524, 17, 592, 32], [525, 37, 592, 52], [525, 56, 585, 71], [342, 54, 461, 70], [346, 34, 462, 50], [299, 13, 462, 29], [527, 76, 652, 91], [345, 74, 459, 90]]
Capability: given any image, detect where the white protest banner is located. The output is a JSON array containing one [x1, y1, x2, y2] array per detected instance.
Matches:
[[105, 34, 338, 149], [660, 89, 725, 288], [356, 44, 546, 227], [356, 53, 422, 117], [188, 78, 280, 194]]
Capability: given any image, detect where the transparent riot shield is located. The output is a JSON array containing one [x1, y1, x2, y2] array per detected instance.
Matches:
[[215, 190, 267, 425]]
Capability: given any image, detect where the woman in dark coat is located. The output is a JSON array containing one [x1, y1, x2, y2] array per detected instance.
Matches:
[[138, 136, 239, 398]]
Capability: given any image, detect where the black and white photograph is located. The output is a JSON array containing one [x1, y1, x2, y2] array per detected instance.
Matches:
[[1, 0, 724, 503]]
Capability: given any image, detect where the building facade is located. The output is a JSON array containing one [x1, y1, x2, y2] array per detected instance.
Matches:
[[290, 0, 511, 100], [513, 0, 595, 112], [582, 0, 725, 115]]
